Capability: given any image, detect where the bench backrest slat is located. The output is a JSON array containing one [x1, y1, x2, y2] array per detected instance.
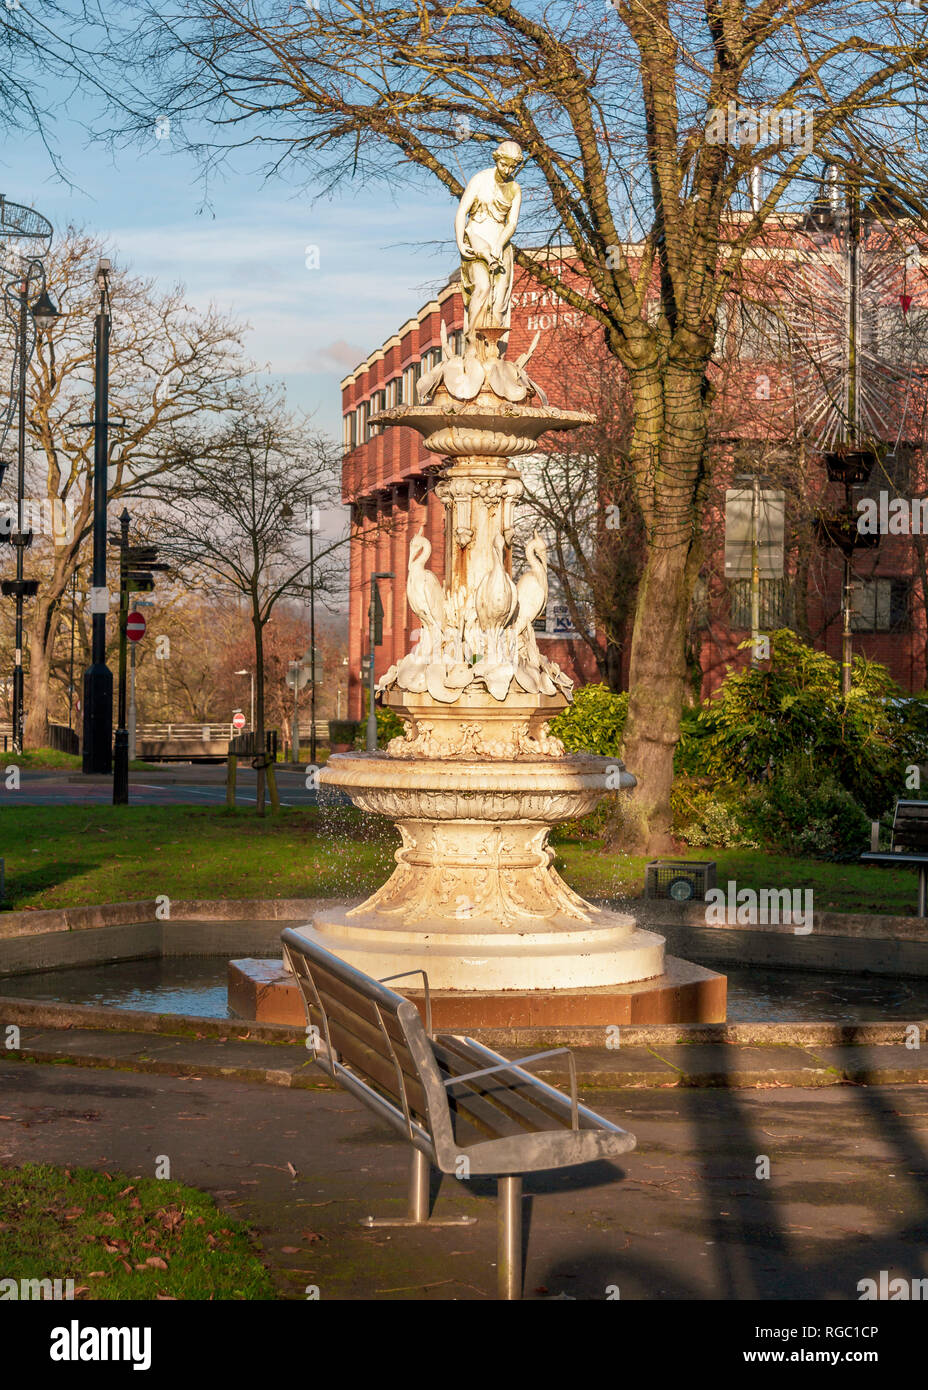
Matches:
[[281, 929, 455, 1160], [893, 800, 928, 851], [307, 980, 427, 1097]]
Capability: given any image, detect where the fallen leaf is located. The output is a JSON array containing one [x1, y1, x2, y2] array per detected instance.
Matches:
[[145, 1257, 168, 1269]]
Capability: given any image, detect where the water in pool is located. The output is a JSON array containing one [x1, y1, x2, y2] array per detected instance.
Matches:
[[2, 956, 928, 1022]]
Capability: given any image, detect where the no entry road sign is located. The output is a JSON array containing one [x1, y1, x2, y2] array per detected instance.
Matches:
[[126, 611, 146, 643], [232, 711, 246, 731]]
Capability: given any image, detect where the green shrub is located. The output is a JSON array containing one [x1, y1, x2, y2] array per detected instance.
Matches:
[[548, 684, 628, 756], [670, 777, 759, 849], [676, 629, 917, 819], [740, 756, 870, 860], [353, 704, 405, 749]]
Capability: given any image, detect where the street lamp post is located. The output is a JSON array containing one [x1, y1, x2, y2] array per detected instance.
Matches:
[[82, 258, 114, 772], [804, 170, 874, 697], [1, 263, 59, 751]]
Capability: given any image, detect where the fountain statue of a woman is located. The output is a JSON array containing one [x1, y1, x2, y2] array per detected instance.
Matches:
[[454, 139, 523, 354]]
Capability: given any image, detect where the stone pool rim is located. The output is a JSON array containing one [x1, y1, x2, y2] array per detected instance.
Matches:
[[0, 992, 924, 1050], [3, 894, 928, 940]]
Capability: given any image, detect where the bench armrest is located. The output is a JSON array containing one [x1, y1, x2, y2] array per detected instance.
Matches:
[[443, 1047, 579, 1130]]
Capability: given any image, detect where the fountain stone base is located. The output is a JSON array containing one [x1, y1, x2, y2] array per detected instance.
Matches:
[[228, 954, 726, 1028]]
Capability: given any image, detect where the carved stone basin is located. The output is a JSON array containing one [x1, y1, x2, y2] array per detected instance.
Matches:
[[374, 393, 592, 457], [311, 751, 665, 990]]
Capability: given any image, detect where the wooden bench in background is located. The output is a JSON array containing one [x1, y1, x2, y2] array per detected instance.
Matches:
[[281, 928, 636, 1300]]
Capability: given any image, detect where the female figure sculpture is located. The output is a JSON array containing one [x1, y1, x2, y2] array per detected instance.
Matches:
[[454, 139, 523, 353]]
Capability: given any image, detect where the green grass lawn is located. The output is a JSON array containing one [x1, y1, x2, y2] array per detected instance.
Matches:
[[0, 803, 919, 915], [0, 1163, 275, 1300]]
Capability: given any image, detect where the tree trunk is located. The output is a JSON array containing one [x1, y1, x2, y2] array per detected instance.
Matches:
[[621, 537, 699, 851], [24, 557, 76, 747], [253, 609, 266, 817], [24, 608, 54, 747], [603, 637, 623, 692], [618, 364, 709, 852]]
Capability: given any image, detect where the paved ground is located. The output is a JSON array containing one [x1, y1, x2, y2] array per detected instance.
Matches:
[[2, 1056, 926, 1301], [10, 766, 350, 808]]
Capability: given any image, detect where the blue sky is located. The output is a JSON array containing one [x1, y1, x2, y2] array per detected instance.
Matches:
[[1, 105, 460, 441]]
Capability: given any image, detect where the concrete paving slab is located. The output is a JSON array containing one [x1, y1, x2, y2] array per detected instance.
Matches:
[[523, 1047, 680, 1087], [11, 1027, 319, 1087], [9, 1026, 928, 1090], [644, 1043, 834, 1087], [805, 1045, 928, 1085]]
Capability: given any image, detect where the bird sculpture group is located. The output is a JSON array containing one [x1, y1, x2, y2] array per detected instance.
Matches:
[[381, 525, 570, 706]]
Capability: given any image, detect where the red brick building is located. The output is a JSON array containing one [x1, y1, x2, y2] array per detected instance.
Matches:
[[341, 233, 928, 719]]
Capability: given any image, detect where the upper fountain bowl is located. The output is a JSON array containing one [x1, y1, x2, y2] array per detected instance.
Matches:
[[372, 387, 592, 459]]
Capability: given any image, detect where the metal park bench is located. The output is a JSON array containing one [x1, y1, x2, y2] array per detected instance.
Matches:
[[280, 928, 636, 1300], [861, 799, 928, 916]]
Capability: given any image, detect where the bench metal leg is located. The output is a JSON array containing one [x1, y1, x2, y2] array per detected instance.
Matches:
[[360, 1148, 477, 1228], [919, 867, 927, 919], [497, 1176, 523, 1300]]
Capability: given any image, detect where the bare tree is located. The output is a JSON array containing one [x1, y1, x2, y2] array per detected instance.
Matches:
[[156, 396, 343, 813], [0, 229, 253, 745], [100, 0, 928, 845], [514, 321, 646, 689]]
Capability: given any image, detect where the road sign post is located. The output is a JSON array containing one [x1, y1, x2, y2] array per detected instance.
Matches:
[[110, 514, 168, 804], [125, 611, 144, 761]]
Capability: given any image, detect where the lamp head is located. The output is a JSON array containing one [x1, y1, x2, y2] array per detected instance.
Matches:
[[30, 289, 59, 333]]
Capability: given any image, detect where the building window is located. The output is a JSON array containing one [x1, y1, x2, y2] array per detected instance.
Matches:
[[729, 577, 791, 630], [851, 577, 911, 632], [736, 302, 790, 360], [359, 400, 370, 440], [343, 412, 358, 451]]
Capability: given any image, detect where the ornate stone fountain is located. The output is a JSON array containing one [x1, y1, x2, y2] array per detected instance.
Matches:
[[303, 143, 668, 1010]]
